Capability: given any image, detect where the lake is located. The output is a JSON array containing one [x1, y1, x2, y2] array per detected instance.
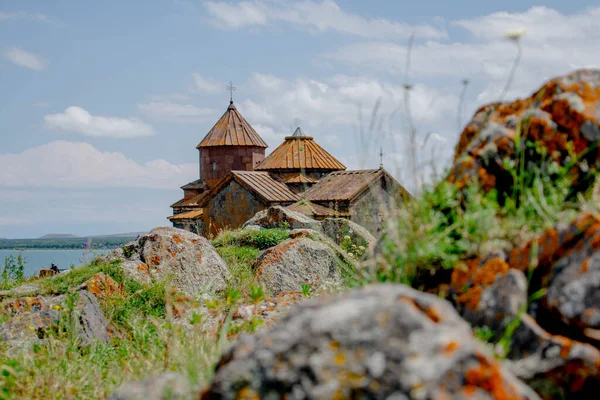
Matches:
[[0, 249, 110, 277]]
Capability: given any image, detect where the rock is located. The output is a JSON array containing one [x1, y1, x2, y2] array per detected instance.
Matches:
[[321, 217, 376, 254], [254, 237, 345, 296], [111, 227, 231, 296], [507, 315, 600, 399], [39, 268, 56, 278], [449, 69, 600, 202], [242, 206, 321, 231], [201, 284, 540, 399], [79, 272, 122, 301], [108, 372, 194, 400], [0, 290, 109, 348], [447, 213, 600, 398]]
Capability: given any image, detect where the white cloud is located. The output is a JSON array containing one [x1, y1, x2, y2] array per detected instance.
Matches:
[[329, 6, 600, 108], [0, 11, 51, 22], [453, 6, 600, 42], [44, 106, 155, 138], [0, 141, 197, 189], [204, 0, 447, 40], [192, 72, 221, 93], [241, 73, 457, 131], [5, 47, 46, 71], [138, 101, 218, 123]]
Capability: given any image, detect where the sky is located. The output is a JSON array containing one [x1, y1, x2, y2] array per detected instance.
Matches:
[[1, 0, 599, 238]]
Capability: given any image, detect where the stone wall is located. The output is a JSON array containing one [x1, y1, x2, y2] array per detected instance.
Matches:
[[172, 220, 202, 235], [203, 180, 265, 236], [349, 176, 405, 235], [199, 147, 265, 182]]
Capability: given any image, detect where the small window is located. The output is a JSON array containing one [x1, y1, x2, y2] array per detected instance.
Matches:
[[212, 161, 217, 172]]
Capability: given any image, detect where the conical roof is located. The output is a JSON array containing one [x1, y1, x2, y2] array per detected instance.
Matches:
[[197, 101, 267, 148], [255, 127, 345, 171]]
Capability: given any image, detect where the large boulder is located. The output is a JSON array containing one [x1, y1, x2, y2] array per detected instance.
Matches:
[[201, 284, 540, 399], [449, 212, 600, 398], [0, 290, 109, 348], [254, 237, 345, 296], [449, 69, 600, 202], [242, 206, 321, 231], [114, 227, 231, 296]]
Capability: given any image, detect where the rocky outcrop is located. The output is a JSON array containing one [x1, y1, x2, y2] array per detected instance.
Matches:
[[0, 290, 109, 348], [202, 284, 540, 399], [113, 227, 231, 296], [242, 206, 321, 231], [449, 69, 600, 202], [254, 237, 345, 296], [448, 212, 600, 398]]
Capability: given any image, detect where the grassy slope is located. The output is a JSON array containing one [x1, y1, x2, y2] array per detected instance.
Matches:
[[0, 154, 593, 399]]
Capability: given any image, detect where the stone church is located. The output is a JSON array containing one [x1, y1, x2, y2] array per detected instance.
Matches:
[[169, 99, 409, 236]]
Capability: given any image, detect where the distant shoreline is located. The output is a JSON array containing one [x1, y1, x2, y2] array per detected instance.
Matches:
[[0, 237, 136, 250]]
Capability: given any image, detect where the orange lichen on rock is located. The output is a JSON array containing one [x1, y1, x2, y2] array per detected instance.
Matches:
[[444, 341, 460, 355], [472, 259, 509, 286], [136, 263, 150, 275], [450, 259, 479, 291], [464, 355, 517, 400], [457, 286, 482, 311], [172, 234, 184, 243], [149, 255, 161, 267], [84, 273, 122, 300], [256, 238, 301, 266]]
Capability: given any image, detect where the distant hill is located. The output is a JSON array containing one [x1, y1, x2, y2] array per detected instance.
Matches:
[[37, 231, 147, 240], [40, 234, 79, 239], [93, 232, 147, 238]]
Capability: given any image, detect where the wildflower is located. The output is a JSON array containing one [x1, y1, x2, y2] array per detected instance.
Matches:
[[28, 326, 36, 331], [53, 305, 61, 310], [343, 235, 351, 241], [83, 242, 88, 249], [504, 28, 526, 41]]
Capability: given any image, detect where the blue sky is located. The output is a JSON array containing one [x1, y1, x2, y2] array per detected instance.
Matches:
[[1, 0, 599, 238]]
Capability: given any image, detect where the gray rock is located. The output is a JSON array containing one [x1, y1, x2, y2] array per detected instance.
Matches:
[[109, 372, 194, 400], [242, 206, 321, 231], [254, 237, 345, 296], [460, 269, 528, 341], [543, 242, 600, 342], [202, 284, 540, 399], [506, 314, 600, 399], [321, 217, 376, 252], [109, 227, 231, 296], [0, 289, 109, 348]]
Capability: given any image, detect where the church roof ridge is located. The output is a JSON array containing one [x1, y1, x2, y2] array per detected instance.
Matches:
[[197, 101, 267, 148], [255, 127, 345, 171]]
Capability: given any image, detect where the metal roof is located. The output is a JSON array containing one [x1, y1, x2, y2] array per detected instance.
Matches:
[[168, 209, 203, 221], [180, 179, 210, 190], [255, 128, 345, 171], [198, 171, 300, 207], [197, 101, 268, 148], [279, 173, 318, 184], [304, 169, 387, 202]]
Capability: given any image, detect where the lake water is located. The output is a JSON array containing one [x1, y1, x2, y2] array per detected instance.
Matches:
[[0, 249, 110, 277]]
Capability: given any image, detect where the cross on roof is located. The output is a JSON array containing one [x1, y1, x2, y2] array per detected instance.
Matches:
[[226, 81, 236, 102], [379, 147, 384, 168]]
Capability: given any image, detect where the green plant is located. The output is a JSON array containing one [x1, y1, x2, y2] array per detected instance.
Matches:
[[249, 285, 264, 303], [1, 253, 25, 286], [301, 283, 311, 297]]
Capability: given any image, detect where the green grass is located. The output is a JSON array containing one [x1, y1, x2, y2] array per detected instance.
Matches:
[[211, 228, 290, 250]]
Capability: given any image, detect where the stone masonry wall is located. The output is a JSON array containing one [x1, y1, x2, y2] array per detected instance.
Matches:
[[203, 180, 265, 236], [199, 147, 265, 182]]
